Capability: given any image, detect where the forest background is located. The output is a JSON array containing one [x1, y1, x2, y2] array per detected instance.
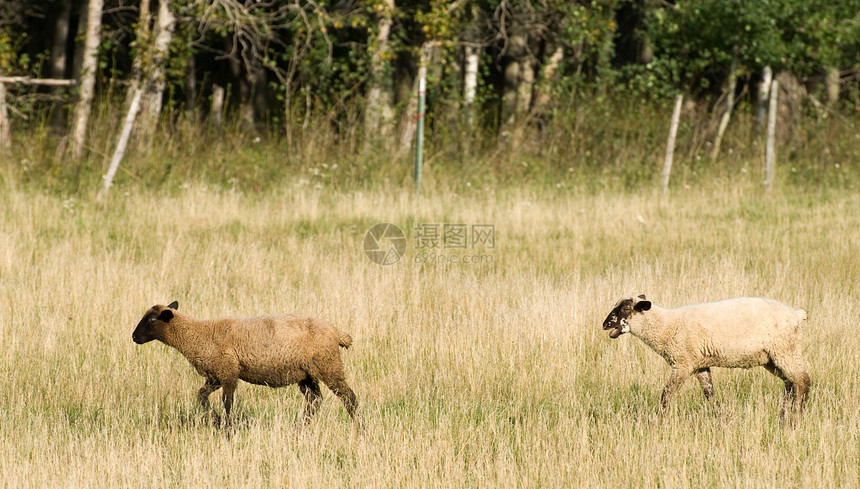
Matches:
[[0, 0, 859, 192]]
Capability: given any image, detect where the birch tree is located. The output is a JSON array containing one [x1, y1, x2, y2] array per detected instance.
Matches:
[[139, 0, 176, 140], [70, 0, 104, 160]]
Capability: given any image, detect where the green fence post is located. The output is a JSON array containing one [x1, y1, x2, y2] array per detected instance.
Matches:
[[414, 73, 425, 193]]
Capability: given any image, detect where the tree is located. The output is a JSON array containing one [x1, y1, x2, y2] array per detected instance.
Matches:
[[48, 0, 73, 125], [139, 0, 176, 140], [70, 0, 104, 160], [364, 0, 396, 145]]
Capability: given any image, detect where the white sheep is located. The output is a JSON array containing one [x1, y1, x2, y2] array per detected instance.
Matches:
[[132, 301, 359, 429], [602, 295, 810, 423]]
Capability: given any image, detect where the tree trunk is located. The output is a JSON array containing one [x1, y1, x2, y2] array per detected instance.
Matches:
[[130, 0, 151, 82], [533, 44, 563, 116], [50, 0, 72, 79], [0, 82, 9, 151], [463, 45, 480, 122], [755, 66, 773, 136], [393, 51, 414, 104], [185, 55, 197, 119], [70, 0, 104, 160], [711, 47, 738, 159], [234, 62, 266, 129], [139, 0, 176, 140], [826, 67, 840, 105], [501, 34, 526, 126], [71, 0, 89, 87], [662, 94, 683, 194], [399, 43, 433, 154], [251, 57, 267, 125], [502, 34, 535, 127], [49, 0, 72, 126], [764, 80, 778, 192], [210, 84, 225, 130], [502, 61, 519, 127], [516, 55, 535, 117], [364, 0, 395, 146], [119, 0, 149, 154], [98, 86, 143, 201], [639, 35, 653, 64], [238, 76, 254, 128]]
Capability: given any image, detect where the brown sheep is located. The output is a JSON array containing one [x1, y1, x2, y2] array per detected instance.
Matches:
[[602, 295, 810, 424], [132, 301, 358, 429]]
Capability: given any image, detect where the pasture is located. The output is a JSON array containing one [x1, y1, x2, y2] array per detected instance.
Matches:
[[0, 180, 858, 487]]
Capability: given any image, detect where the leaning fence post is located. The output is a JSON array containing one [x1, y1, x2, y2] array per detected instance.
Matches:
[[662, 94, 683, 194]]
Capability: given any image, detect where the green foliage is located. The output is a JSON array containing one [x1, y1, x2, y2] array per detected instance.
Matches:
[[414, 0, 471, 41], [557, 0, 619, 84], [0, 29, 32, 73], [641, 0, 860, 97]]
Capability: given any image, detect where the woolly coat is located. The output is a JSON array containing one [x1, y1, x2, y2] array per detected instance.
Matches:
[[626, 298, 806, 371], [134, 305, 352, 388]]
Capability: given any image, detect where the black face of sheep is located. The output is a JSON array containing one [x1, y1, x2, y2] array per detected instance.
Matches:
[[602, 295, 651, 339], [132, 301, 179, 344]]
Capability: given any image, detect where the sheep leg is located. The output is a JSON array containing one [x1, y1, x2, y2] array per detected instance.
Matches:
[[695, 368, 720, 414], [321, 375, 359, 424], [298, 377, 322, 424], [791, 372, 810, 421], [766, 359, 810, 425], [198, 379, 222, 427], [660, 367, 693, 413], [763, 361, 792, 421], [221, 378, 237, 431], [775, 364, 810, 425]]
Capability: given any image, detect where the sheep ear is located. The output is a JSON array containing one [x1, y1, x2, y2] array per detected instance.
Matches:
[[167, 301, 178, 310], [157, 309, 174, 322], [634, 300, 651, 312]]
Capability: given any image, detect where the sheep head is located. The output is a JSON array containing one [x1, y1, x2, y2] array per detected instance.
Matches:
[[602, 295, 651, 339], [132, 301, 179, 344]]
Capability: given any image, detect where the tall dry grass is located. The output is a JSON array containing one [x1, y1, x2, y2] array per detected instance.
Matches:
[[0, 181, 858, 487]]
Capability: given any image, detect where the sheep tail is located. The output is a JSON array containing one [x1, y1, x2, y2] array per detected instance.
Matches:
[[338, 331, 353, 349]]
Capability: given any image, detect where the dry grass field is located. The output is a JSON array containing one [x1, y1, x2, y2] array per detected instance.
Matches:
[[0, 180, 858, 487]]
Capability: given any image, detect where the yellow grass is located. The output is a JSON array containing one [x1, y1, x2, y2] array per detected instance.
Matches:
[[0, 182, 858, 487]]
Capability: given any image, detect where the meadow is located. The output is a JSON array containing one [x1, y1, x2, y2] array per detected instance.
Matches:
[[0, 167, 858, 487]]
